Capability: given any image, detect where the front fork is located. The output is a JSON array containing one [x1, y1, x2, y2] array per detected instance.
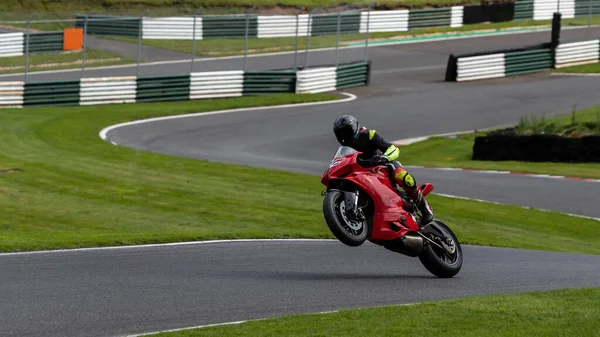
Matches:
[[323, 189, 363, 221]]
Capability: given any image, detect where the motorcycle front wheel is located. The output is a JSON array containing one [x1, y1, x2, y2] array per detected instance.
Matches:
[[323, 189, 369, 247], [418, 220, 463, 278]]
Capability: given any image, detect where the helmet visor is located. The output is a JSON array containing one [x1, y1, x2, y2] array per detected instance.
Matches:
[[334, 124, 356, 144]]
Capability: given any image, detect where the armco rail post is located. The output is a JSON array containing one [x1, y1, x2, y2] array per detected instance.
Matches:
[[243, 6, 256, 71], [304, 7, 322, 69], [551, 12, 562, 68], [444, 54, 458, 81], [366, 60, 372, 86], [137, 9, 149, 77], [335, 5, 351, 67], [81, 10, 95, 79], [24, 12, 37, 83], [190, 7, 203, 73], [293, 7, 305, 69]]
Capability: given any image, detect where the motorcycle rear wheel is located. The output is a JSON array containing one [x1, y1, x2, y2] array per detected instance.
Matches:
[[323, 190, 369, 247], [418, 220, 463, 278]]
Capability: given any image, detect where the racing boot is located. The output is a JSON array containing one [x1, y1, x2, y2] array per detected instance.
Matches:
[[411, 189, 434, 226]]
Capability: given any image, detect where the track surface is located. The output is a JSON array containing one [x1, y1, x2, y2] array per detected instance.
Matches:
[[2, 27, 600, 337], [2, 241, 600, 337]]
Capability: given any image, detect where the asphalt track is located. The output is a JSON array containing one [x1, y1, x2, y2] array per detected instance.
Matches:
[[2, 27, 600, 337]]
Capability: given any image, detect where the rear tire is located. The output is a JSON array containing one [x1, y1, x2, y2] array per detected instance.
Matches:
[[418, 220, 463, 278], [323, 190, 369, 247]]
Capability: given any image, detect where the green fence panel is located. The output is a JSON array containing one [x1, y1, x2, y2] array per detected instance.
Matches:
[[504, 49, 553, 76], [242, 71, 296, 95], [575, 0, 600, 16], [23, 80, 80, 107], [136, 74, 191, 102], [336, 62, 369, 89], [514, 0, 535, 20], [75, 15, 140, 37], [202, 15, 258, 39], [310, 13, 361, 36], [408, 8, 451, 29], [24, 32, 64, 53]]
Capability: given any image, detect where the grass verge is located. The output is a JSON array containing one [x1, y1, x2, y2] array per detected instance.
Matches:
[[0, 49, 135, 74], [553, 62, 600, 74], [141, 287, 600, 337], [101, 17, 600, 58], [398, 105, 600, 179], [1, 94, 600, 253]]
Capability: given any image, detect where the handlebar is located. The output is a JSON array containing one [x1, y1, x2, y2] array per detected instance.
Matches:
[[357, 157, 384, 168]]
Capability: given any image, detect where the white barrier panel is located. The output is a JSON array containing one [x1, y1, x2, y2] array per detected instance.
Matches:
[[534, 0, 575, 20], [0, 32, 24, 57], [555, 40, 600, 67], [451, 6, 464, 28], [0, 81, 25, 108], [457, 53, 505, 81], [80, 77, 137, 105], [360, 10, 408, 33], [296, 67, 337, 93], [190, 71, 244, 99], [142, 17, 203, 40], [257, 15, 311, 38]]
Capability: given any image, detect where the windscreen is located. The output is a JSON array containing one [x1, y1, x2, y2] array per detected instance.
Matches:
[[332, 146, 357, 159]]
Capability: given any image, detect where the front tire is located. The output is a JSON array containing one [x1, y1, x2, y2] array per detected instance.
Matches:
[[418, 220, 463, 278], [323, 190, 369, 247]]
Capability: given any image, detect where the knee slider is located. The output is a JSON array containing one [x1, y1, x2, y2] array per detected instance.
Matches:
[[395, 170, 416, 190]]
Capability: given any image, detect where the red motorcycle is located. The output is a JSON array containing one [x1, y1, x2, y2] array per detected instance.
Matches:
[[320, 146, 463, 278]]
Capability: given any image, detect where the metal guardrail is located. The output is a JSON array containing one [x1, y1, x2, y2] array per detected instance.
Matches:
[[336, 62, 370, 89], [408, 8, 452, 29], [142, 17, 203, 40], [296, 61, 370, 93], [72, 0, 600, 42], [555, 39, 600, 67], [23, 80, 80, 107], [257, 15, 311, 38], [75, 14, 140, 37], [26, 32, 64, 53], [360, 10, 409, 33], [189, 70, 244, 99], [296, 67, 338, 94], [0, 31, 65, 58], [504, 48, 553, 76], [136, 74, 191, 103], [0, 32, 24, 57], [456, 54, 506, 82], [514, 0, 600, 20], [242, 71, 297, 95], [446, 45, 556, 82], [0, 62, 371, 108], [0, 81, 24, 107], [79, 76, 137, 105]]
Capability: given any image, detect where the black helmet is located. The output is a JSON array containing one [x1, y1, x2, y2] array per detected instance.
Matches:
[[333, 114, 360, 145]]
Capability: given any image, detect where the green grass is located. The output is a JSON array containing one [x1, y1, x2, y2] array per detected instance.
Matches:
[[553, 62, 600, 74], [398, 105, 600, 179], [1, 94, 600, 254], [0, 49, 134, 74], [142, 287, 600, 337]]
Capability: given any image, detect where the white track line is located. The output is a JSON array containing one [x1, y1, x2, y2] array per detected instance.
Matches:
[[121, 303, 418, 337], [99, 92, 356, 141], [0, 239, 337, 257], [435, 193, 600, 222]]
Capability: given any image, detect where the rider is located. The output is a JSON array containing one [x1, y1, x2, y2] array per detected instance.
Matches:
[[332, 114, 434, 225]]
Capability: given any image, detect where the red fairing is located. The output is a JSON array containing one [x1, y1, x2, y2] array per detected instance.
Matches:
[[323, 151, 425, 242]]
